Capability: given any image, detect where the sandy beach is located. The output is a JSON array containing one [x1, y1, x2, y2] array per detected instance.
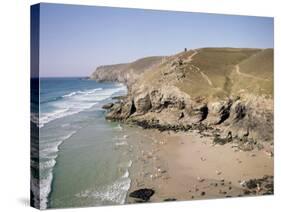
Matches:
[[126, 128, 274, 203]]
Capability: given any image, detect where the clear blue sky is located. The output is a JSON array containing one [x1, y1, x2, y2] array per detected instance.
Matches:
[[38, 3, 274, 77]]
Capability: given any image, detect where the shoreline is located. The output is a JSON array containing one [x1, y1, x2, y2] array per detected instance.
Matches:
[[124, 127, 273, 203]]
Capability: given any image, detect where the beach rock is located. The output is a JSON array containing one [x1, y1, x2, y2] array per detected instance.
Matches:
[[242, 175, 273, 195], [213, 133, 232, 145], [102, 103, 114, 110], [158, 86, 190, 110], [192, 103, 209, 122], [149, 89, 164, 111], [120, 99, 135, 118], [216, 99, 233, 125], [129, 188, 155, 201], [232, 100, 246, 122], [201, 191, 206, 196], [106, 103, 122, 119], [134, 91, 152, 114], [105, 98, 136, 120], [245, 179, 259, 189]]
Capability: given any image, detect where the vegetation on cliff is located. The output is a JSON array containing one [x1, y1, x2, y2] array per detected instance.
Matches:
[[91, 48, 274, 148]]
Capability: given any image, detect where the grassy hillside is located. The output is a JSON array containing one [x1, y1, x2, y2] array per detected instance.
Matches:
[[133, 48, 273, 100], [91, 56, 163, 86], [231, 49, 274, 96]]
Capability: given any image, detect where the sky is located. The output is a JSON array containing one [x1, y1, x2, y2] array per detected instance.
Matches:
[[37, 3, 274, 77]]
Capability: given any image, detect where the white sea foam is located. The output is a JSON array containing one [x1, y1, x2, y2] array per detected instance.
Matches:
[[115, 141, 128, 146], [39, 172, 53, 209], [114, 124, 123, 131], [62, 88, 103, 98], [37, 82, 128, 208], [40, 85, 126, 128], [40, 159, 56, 170], [30, 175, 40, 208], [75, 175, 131, 204], [75, 158, 132, 205], [37, 131, 76, 209], [40, 132, 76, 161], [30, 172, 53, 210], [119, 160, 133, 169], [121, 169, 130, 178], [62, 91, 77, 98], [31, 112, 40, 127]]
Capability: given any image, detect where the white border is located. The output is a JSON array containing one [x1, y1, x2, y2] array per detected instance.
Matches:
[[0, 0, 280, 212]]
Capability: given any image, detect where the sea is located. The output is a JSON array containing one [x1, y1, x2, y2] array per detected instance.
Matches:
[[31, 77, 135, 209]]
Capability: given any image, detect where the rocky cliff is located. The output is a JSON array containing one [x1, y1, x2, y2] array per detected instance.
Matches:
[[90, 56, 164, 88], [91, 48, 274, 149]]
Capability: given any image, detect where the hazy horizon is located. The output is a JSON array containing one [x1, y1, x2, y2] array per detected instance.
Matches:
[[36, 3, 274, 77]]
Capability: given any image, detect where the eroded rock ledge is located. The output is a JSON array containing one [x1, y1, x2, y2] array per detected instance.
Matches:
[[104, 85, 273, 150]]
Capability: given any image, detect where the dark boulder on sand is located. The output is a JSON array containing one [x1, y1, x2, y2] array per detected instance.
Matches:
[[129, 188, 155, 201]]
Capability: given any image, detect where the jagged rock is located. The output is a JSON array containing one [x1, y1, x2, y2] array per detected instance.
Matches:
[[245, 179, 258, 189], [129, 188, 155, 201], [213, 132, 232, 145], [216, 99, 233, 124], [179, 112, 184, 120], [134, 92, 152, 114], [232, 101, 246, 121], [192, 103, 208, 122], [150, 89, 163, 111], [102, 103, 114, 110], [242, 175, 273, 195], [158, 86, 190, 110], [132, 119, 192, 132], [106, 103, 122, 120], [105, 98, 136, 120]]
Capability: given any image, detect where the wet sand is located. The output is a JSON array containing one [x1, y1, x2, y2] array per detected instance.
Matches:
[[126, 128, 273, 203]]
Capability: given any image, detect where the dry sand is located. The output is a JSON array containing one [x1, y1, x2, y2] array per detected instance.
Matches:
[[126, 129, 273, 203]]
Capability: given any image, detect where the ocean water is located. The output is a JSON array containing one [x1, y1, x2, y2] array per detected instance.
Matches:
[[32, 78, 133, 209]]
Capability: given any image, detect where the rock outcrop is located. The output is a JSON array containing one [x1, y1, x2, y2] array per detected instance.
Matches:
[[129, 188, 155, 202], [92, 48, 274, 149]]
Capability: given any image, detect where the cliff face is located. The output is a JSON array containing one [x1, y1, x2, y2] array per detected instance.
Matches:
[[90, 56, 164, 87], [91, 48, 274, 148]]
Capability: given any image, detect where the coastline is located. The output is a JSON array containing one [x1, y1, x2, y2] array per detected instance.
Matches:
[[37, 47, 274, 207], [37, 79, 131, 209], [91, 47, 274, 203], [36, 77, 273, 208]]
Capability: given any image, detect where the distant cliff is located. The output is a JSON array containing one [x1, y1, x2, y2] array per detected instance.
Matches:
[[90, 56, 164, 87]]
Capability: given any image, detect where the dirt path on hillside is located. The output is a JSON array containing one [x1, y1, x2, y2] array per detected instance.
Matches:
[[234, 65, 269, 81]]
